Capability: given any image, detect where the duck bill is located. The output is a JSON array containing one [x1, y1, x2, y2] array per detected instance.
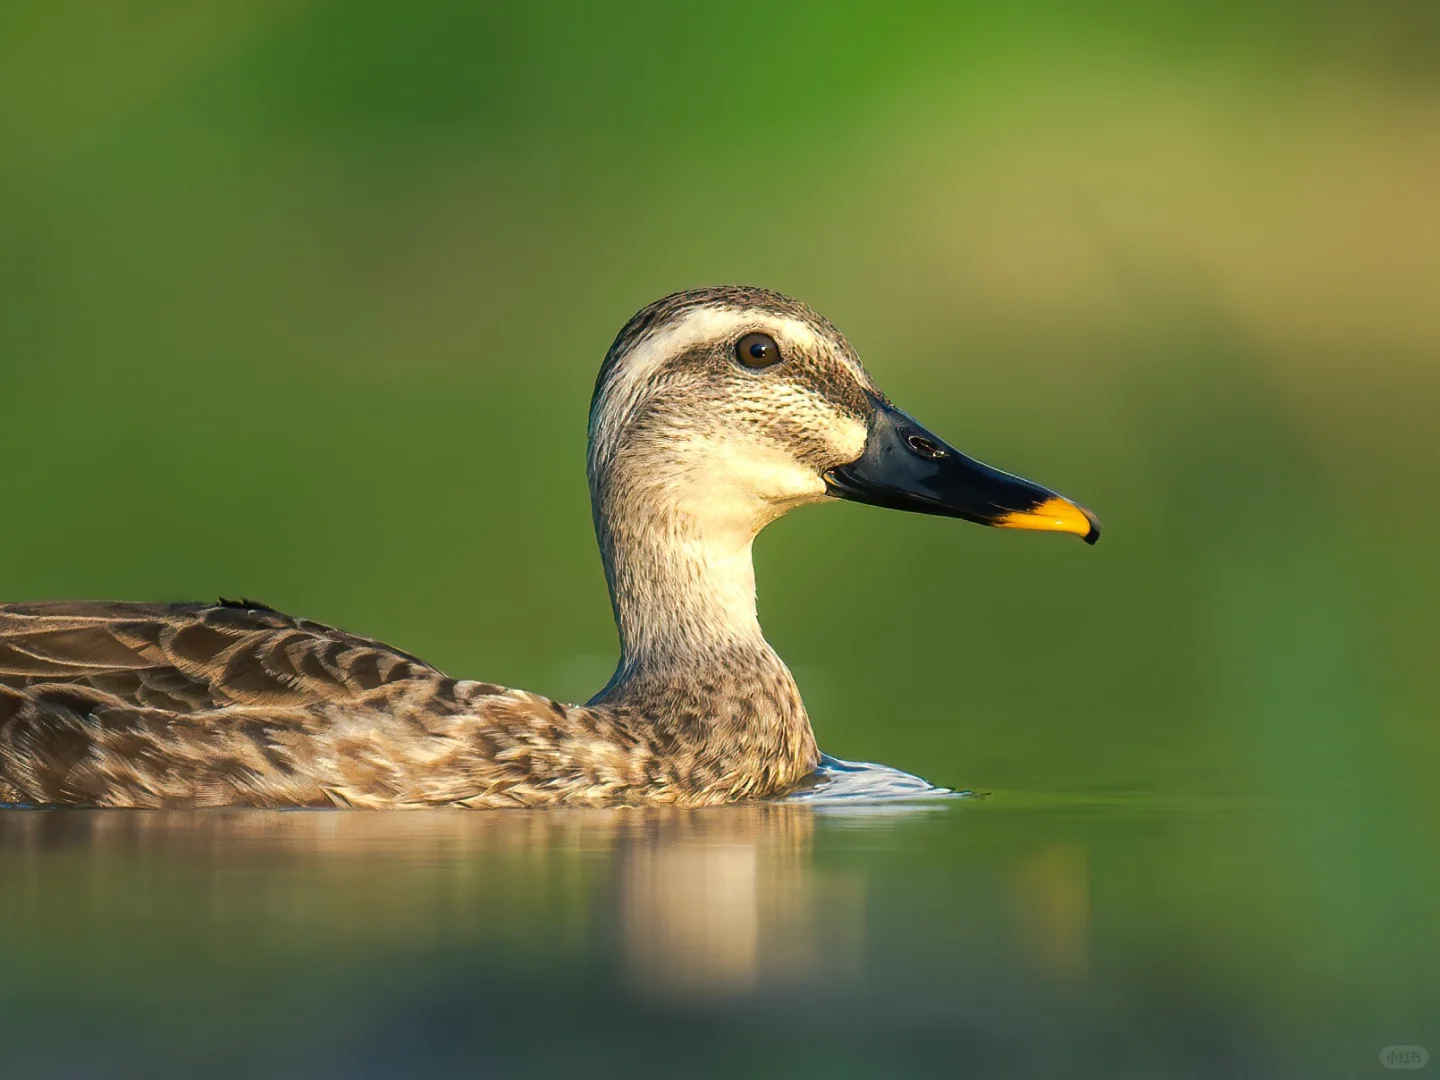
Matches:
[[824, 397, 1101, 544]]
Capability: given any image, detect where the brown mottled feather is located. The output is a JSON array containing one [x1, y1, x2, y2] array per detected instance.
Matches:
[[0, 602, 815, 809]]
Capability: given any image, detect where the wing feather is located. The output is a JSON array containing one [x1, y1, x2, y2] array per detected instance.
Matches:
[[0, 601, 440, 711]]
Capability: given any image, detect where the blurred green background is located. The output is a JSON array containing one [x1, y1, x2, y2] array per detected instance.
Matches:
[[2, 2, 1437, 1075], [3, 0, 1436, 798]]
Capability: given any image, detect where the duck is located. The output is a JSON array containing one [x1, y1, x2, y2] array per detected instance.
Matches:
[[0, 286, 1099, 809]]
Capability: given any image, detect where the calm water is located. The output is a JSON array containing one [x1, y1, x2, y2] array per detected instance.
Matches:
[[2, 768, 1433, 1079]]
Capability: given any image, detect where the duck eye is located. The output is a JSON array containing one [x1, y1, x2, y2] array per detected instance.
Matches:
[[735, 332, 782, 369]]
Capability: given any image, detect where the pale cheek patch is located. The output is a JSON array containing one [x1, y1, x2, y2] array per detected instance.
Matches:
[[727, 443, 829, 504], [662, 433, 827, 506], [591, 308, 757, 472], [831, 414, 868, 463], [592, 306, 873, 507], [596, 311, 824, 463]]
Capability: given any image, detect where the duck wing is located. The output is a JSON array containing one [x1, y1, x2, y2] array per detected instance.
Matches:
[[0, 599, 439, 711], [0, 602, 762, 810], [0, 600, 466, 807]]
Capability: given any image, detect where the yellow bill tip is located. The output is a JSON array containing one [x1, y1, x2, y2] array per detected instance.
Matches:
[[996, 497, 1102, 545]]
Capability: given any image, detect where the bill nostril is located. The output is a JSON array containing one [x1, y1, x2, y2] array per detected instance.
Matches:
[[906, 435, 948, 460]]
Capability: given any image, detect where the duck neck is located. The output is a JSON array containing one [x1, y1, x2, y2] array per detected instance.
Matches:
[[592, 488, 774, 680], [588, 486, 816, 773]]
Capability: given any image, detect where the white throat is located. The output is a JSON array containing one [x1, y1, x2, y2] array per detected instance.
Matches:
[[594, 477, 769, 672]]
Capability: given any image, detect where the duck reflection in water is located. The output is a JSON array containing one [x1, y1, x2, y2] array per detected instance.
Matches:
[[3, 805, 1090, 996], [2, 807, 867, 996]]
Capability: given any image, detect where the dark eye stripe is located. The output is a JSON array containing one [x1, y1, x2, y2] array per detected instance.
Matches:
[[735, 332, 781, 369]]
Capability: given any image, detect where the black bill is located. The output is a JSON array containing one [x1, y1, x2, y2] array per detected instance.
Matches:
[[825, 395, 1101, 544]]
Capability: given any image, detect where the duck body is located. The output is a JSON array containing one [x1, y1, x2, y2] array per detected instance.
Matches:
[[0, 600, 815, 808], [0, 287, 1096, 809]]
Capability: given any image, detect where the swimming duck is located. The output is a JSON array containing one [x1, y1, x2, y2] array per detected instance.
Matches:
[[0, 287, 1098, 809]]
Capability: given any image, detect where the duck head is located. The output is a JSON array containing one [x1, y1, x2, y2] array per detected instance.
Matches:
[[588, 286, 1100, 548]]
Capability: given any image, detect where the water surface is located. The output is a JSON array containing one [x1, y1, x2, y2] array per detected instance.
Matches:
[[3, 782, 1432, 1079]]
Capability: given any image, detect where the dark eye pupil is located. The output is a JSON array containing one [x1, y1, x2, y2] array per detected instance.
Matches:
[[736, 332, 781, 369]]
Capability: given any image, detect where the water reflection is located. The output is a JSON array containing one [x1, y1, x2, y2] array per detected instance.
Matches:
[[0, 806, 875, 999], [618, 809, 865, 996], [1008, 843, 1089, 980], [5, 802, 1420, 1079]]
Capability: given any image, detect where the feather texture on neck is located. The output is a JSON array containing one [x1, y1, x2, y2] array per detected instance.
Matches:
[[587, 438, 818, 781]]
